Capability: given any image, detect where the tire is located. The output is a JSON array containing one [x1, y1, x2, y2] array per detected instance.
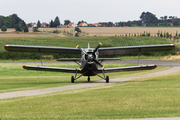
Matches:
[[71, 76, 75, 83], [88, 76, 90, 82], [106, 76, 109, 83]]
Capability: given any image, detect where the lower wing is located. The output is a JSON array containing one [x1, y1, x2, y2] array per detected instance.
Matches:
[[23, 65, 78, 73], [98, 64, 157, 73]]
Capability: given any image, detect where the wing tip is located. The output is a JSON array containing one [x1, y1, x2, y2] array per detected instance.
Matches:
[[22, 65, 26, 68], [4, 45, 7, 51], [172, 44, 176, 50]]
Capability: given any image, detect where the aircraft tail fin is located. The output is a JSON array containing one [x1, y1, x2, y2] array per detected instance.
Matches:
[[88, 43, 90, 48]]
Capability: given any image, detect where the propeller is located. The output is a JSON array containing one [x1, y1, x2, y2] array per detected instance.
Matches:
[[76, 43, 104, 71], [76, 45, 88, 55]]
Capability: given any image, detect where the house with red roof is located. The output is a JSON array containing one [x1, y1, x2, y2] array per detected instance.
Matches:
[[92, 23, 101, 27], [67, 22, 77, 27], [61, 25, 68, 28], [78, 22, 88, 27], [41, 22, 48, 27]]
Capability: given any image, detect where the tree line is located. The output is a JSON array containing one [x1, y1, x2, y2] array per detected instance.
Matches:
[[1, 12, 180, 32]]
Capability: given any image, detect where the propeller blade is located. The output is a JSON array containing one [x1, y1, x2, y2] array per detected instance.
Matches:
[[78, 59, 89, 71], [94, 59, 104, 69], [76, 45, 87, 55], [93, 42, 102, 54]]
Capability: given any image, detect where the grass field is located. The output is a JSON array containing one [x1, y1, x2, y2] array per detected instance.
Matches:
[[1, 27, 180, 37], [0, 29, 178, 119], [0, 62, 169, 93], [0, 65, 179, 119], [38, 27, 180, 36], [0, 36, 172, 52], [1, 62, 146, 93]]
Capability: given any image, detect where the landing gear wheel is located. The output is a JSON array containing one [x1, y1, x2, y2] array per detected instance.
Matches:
[[106, 76, 109, 83], [88, 76, 90, 82], [71, 76, 75, 83]]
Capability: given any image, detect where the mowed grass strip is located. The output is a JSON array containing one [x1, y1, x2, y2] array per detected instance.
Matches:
[[1, 62, 161, 93], [0, 70, 180, 119]]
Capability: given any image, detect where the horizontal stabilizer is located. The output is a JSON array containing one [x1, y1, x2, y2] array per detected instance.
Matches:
[[98, 58, 121, 62], [57, 58, 81, 62], [23, 65, 77, 73], [98, 64, 157, 73]]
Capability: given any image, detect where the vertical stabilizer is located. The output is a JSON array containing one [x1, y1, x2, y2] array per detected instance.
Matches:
[[88, 43, 90, 48]]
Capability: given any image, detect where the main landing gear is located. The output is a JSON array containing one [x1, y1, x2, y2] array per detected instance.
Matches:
[[106, 76, 109, 83], [88, 76, 90, 82], [71, 75, 109, 83], [71, 76, 75, 83]]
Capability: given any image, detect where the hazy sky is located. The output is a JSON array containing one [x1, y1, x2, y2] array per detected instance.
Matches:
[[1, 0, 180, 24]]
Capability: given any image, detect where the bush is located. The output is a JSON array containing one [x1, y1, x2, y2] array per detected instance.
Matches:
[[1, 25, 7, 32], [33, 27, 39, 32]]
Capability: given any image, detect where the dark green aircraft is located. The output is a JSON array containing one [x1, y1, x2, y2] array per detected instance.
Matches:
[[4, 43, 175, 83]]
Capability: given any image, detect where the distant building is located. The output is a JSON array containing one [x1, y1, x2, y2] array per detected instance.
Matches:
[[67, 22, 77, 27], [92, 23, 101, 27], [61, 25, 68, 28], [41, 22, 48, 27], [78, 22, 88, 27]]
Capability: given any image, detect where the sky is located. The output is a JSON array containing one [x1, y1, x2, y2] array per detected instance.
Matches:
[[0, 0, 180, 24]]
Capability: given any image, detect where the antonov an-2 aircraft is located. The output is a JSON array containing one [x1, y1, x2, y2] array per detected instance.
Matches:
[[4, 43, 175, 83]]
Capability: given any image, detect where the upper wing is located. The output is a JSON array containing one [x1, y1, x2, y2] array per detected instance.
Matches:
[[4, 45, 81, 54], [98, 64, 157, 73], [98, 44, 175, 55], [23, 65, 78, 73]]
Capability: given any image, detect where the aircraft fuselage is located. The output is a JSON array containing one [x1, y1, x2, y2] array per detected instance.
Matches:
[[80, 48, 99, 76]]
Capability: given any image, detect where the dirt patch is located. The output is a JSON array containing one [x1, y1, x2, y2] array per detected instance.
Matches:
[[160, 55, 180, 61]]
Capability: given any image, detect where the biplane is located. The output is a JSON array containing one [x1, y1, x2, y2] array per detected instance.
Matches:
[[4, 43, 175, 83]]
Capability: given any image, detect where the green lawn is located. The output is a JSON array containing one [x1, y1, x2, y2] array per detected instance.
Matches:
[[2, 62, 159, 93], [0, 69, 179, 119]]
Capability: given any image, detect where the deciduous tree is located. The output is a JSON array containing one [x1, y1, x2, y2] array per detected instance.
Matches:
[[15, 24, 22, 32], [23, 25, 29, 32], [64, 20, 71, 25]]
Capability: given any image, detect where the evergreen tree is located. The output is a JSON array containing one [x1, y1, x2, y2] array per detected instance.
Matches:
[[53, 16, 60, 27], [1, 25, 7, 32], [37, 20, 41, 28], [50, 20, 54, 27]]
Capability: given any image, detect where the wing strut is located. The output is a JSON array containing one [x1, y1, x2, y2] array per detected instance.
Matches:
[[39, 49, 43, 66], [137, 48, 141, 66]]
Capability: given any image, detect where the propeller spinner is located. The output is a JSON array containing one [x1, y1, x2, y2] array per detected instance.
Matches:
[[76, 43, 104, 71]]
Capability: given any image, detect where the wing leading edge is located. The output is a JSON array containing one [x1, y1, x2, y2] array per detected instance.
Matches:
[[4, 45, 81, 54], [23, 65, 77, 73], [98, 64, 157, 73], [98, 44, 175, 55]]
